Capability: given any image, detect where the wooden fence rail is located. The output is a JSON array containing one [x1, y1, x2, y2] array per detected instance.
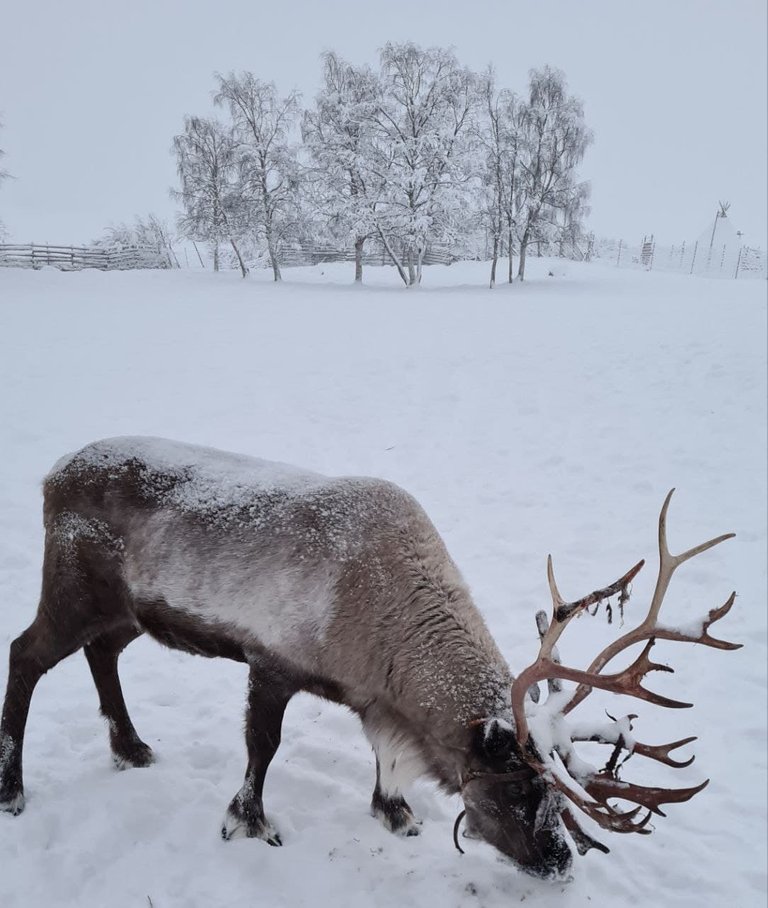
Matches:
[[0, 243, 170, 271], [275, 244, 455, 268]]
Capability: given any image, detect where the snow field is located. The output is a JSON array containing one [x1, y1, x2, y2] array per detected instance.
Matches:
[[0, 259, 765, 907]]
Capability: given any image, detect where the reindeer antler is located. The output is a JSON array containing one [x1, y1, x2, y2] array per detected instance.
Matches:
[[510, 491, 739, 852]]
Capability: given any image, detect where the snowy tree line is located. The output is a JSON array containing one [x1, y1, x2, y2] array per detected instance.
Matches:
[[172, 44, 593, 287]]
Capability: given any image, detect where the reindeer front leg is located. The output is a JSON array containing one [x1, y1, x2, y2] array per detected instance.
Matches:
[[363, 711, 423, 837], [371, 756, 421, 836], [221, 662, 296, 846]]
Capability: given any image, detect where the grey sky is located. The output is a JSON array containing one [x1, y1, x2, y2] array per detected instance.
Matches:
[[1, 0, 766, 246]]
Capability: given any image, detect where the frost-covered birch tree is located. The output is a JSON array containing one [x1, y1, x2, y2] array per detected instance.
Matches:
[[214, 73, 300, 282], [476, 72, 528, 288], [551, 179, 591, 259], [515, 67, 592, 281], [372, 43, 477, 285], [302, 52, 383, 282], [170, 53, 593, 284], [172, 116, 247, 276]]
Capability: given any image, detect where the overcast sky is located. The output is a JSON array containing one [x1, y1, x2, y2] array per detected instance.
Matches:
[[1, 0, 766, 246]]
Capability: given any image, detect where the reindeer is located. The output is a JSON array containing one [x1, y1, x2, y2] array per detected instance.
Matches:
[[0, 438, 740, 878]]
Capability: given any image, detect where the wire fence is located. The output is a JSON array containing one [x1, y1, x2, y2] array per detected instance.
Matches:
[[591, 236, 766, 279]]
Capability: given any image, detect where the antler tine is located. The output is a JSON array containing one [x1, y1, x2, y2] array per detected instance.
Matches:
[[585, 775, 709, 819], [544, 742, 698, 835], [547, 554, 566, 609], [648, 489, 735, 625], [632, 737, 697, 769], [534, 638, 693, 710], [653, 592, 742, 651], [569, 715, 698, 770], [550, 556, 645, 626], [547, 771, 654, 834], [536, 610, 562, 694], [563, 494, 737, 714], [539, 555, 569, 656], [540, 556, 645, 661]]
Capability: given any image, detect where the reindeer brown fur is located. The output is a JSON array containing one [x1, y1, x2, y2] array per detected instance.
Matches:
[[0, 437, 739, 878]]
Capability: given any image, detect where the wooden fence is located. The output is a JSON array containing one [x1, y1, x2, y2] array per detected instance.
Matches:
[[0, 243, 170, 271], [275, 243, 455, 268]]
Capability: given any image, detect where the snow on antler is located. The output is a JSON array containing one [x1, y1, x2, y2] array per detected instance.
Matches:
[[510, 490, 740, 852]]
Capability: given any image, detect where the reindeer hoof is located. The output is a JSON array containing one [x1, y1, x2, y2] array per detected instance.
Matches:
[[112, 741, 154, 770], [221, 805, 282, 846], [371, 794, 421, 837], [0, 791, 25, 816]]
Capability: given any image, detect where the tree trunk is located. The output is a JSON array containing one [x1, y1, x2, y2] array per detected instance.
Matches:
[[517, 230, 529, 281], [490, 233, 499, 289], [376, 225, 409, 286], [354, 236, 365, 283], [262, 193, 281, 281], [416, 245, 426, 285], [265, 224, 281, 282], [230, 238, 248, 278], [406, 248, 417, 286], [213, 241, 219, 272], [507, 225, 514, 283]]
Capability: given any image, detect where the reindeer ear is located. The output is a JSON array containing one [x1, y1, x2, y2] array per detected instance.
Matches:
[[478, 718, 516, 759]]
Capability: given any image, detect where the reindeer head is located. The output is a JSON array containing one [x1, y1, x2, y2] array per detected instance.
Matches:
[[457, 491, 739, 876], [460, 717, 573, 878]]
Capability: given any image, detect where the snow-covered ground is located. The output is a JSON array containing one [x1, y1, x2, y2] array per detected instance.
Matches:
[[0, 260, 765, 908]]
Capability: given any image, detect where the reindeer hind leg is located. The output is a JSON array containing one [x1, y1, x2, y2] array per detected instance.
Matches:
[[1, 520, 135, 814], [0, 613, 76, 814], [222, 660, 297, 846], [84, 625, 153, 770]]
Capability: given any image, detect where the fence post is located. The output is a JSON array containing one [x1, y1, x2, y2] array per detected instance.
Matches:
[[31, 242, 36, 268], [734, 246, 742, 279], [616, 239, 623, 267], [689, 240, 698, 275], [720, 243, 726, 271], [679, 240, 686, 268]]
